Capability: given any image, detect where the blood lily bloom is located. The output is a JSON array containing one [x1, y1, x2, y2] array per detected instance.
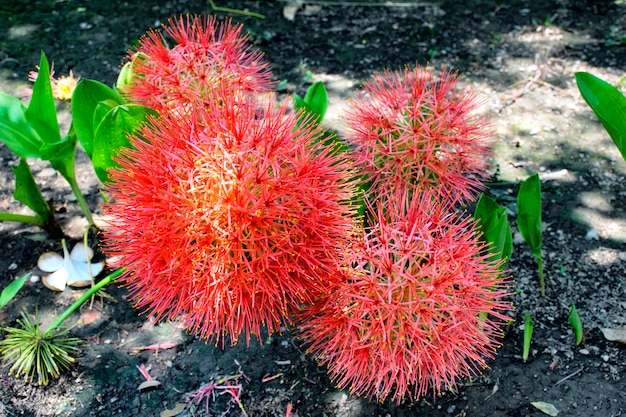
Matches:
[[103, 93, 356, 345], [346, 65, 492, 205], [121, 15, 273, 113], [298, 191, 511, 403]]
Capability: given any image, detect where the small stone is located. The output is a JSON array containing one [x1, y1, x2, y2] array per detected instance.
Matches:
[[601, 354, 610, 362], [447, 405, 456, 414], [579, 349, 590, 355], [30, 275, 40, 283], [585, 229, 599, 240], [8, 263, 17, 271]]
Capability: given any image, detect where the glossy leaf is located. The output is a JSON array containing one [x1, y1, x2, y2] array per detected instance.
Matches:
[[294, 81, 328, 126], [72, 79, 124, 158], [39, 132, 78, 183], [92, 104, 157, 183], [568, 304, 584, 346], [0, 273, 30, 308], [517, 173, 542, 258], [575, 72, 626, 162], [474, 193, 512, 267], [24, 52, 61, 145], [12, 158, 53, 220], [0, 93, 42, 158]]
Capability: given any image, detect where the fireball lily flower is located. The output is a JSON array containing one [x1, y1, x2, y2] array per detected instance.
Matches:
[[298, 190, 511, 403], [346, 65, 492, 205], [103, 94, 357, 345], [38, 239, 104, 291], [121, 15, 273, 113]]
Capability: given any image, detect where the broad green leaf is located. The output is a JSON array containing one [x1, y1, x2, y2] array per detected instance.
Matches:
[[72, 79, 124, 158], [12, 158, 52, 220], [568, 304, 584, 346], [24, 52, 61, 144], [575, 72, 626, 162], [39, 131, 78, 183], [0, 93, 43, 158], [474, 193, 512, 267], [92, 104, 157, 183], [517, 173, 542, 258], [0, 273, 30, 308]]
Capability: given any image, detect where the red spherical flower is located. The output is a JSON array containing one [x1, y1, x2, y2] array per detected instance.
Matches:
[[346, 65, 492, 205], [102, 94, 356, 346], [122, 15, 273, 113], [298, 190, 511, 403]]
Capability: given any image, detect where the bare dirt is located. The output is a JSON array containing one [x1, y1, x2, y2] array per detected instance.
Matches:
[[0, 1, 625, 416]]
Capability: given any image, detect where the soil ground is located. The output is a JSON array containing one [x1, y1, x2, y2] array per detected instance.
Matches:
[[0, 1, 625, 416]]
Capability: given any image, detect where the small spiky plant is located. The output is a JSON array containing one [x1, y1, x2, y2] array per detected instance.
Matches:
[[0, 312, 80, 385], [0, 269, 122, 385]]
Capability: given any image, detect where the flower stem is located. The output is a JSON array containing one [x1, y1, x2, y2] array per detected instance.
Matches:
[[208, 0, 265, 19], [66, 175, 95, 227], [43, 268, 124, 337]]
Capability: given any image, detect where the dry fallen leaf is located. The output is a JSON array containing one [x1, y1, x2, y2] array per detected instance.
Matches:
[[160, 403, 185, 417], [283, 0, 303, 21], [601, 328, 626, 344], [531, 401, 560, 416], [138, 379, 161, 391]]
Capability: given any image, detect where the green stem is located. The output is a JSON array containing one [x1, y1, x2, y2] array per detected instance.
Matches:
[[66, 175, 95, 227], [208, 0, 265, 18], [43, 269, 124, 336], [537, 257, 545, 297], [0, 211, 45, 227]]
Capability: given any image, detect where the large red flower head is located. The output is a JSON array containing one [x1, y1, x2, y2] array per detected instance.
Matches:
[[103, 93, 357, 345], [298, 190, 511, 403], [121, 15, 273, 113], [346, 65, 492, 205]]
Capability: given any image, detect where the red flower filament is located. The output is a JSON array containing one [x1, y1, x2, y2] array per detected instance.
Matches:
[[103, 96, 356, 345], [346, 65, 492, 205], [299, 192, 511, 403]]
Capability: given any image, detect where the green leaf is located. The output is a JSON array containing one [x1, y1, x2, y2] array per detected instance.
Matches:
[[293, 81, 328, 126], [12, 158, 53, 220], [575, 72, 626, 162], [72, 79, 124, 159], [523, 312, 533, 362], [115, 52, 146, 92], [92, 104, 157, 183], [568, 304, 584, 346], [0, 273, 30, 308], [302, 81, 328, 121], [517, 173, 542, 258], [0, 93, 43, 158], [474, 193, 513, 267], [24, 52, 61, 145], [39, 132, 78, 183]]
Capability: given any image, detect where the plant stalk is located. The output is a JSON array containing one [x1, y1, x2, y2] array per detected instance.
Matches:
[[0, 211, 46, 227], [537, 257, 545, 297], [66, 175, 95, 227], [43, 268, 124, 337]]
